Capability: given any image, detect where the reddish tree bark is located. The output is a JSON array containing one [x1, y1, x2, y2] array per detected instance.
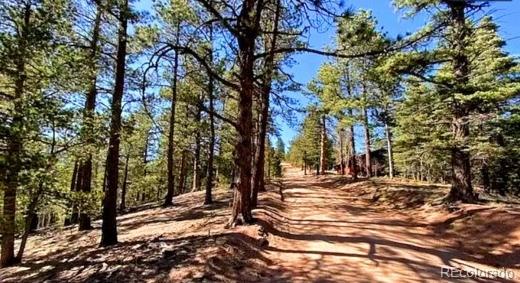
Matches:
[[252, 0, 281, 208], [446, 1, 477, 203], [227, 0, 262, 227]]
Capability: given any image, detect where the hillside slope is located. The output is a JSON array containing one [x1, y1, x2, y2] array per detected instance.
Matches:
[[1, 165, 519, 282]]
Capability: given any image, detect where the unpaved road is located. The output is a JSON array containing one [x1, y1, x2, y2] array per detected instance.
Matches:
[[256, 165, 520, 282]]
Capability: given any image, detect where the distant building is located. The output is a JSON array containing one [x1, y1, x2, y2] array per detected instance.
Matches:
[[335, 148, 386, 177]]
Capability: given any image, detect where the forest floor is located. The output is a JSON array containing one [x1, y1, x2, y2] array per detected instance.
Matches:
[[1, 164, 520, 282]]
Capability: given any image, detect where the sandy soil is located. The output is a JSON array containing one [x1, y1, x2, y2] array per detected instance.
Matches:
[[1, 164, 519, 282], [256, 165, 520, 282]]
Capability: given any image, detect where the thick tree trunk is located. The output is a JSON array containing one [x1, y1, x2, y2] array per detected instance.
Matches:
[[319, 115, 327, 174], [385, 122, 394, 178], [227, 0, 259, 227], [448, 116, 475, 201], [120, 153, 130, 211], [446, 2, 476, 203], [362, 107, 372, 177], [101, 0, 128, 247]]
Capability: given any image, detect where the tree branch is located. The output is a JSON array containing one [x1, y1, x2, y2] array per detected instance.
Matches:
[[167, 43, 240, 90]]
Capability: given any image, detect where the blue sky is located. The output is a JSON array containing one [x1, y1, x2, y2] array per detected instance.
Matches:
[[276, 0, 520, 147], [135, 0, 520, 148]]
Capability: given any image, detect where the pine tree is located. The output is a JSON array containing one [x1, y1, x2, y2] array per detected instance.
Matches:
[[101, 0, 130, 247], [0, 0, 72, 266], [390, 1, 520, 199]]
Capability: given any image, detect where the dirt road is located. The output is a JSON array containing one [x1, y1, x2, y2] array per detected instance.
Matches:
[[256, 165, 520, 282]]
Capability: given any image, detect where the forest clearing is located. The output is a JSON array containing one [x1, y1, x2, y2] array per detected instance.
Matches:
[[1, 0, 520, 281], [1, 164, 520, 282]]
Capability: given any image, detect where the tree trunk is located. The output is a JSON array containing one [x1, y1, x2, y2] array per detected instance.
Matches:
[[215, 95, 228, 184], [13, 105, 58, 264], [70, 160, 79, 192], [338, 129, 345, 175], [164, 29, 180, 206], [101, 0, 128, 247], [192, 98, 202, 193], [252, 0, 281, 208], [179, 150, 188, 194], [205, 23, 215, 205], [385, 122, 394, 178], [448, 116, 475, 201], [1, 133, 20, 266], [251, 100, 264, 207], [344, 63, 357, 180], [319, 115, 327, 174], [1, 3, 31, 267], [348, 125, 358, 180], [143, 130, 149, 177], [481, 161, 490, 192], [446, 2, 476, 203], [72, 160, 84, 224], [66, 160, 79, 226], [227, 0, 259, 227], [78, 4, 102, 231], [29, 213, 38, 232], [303, 150, 307, 175], [16, 185, 42, 262], [164, 24, 180, 206], [120, 153, 130, 211], [363, 107, 372, 177]]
